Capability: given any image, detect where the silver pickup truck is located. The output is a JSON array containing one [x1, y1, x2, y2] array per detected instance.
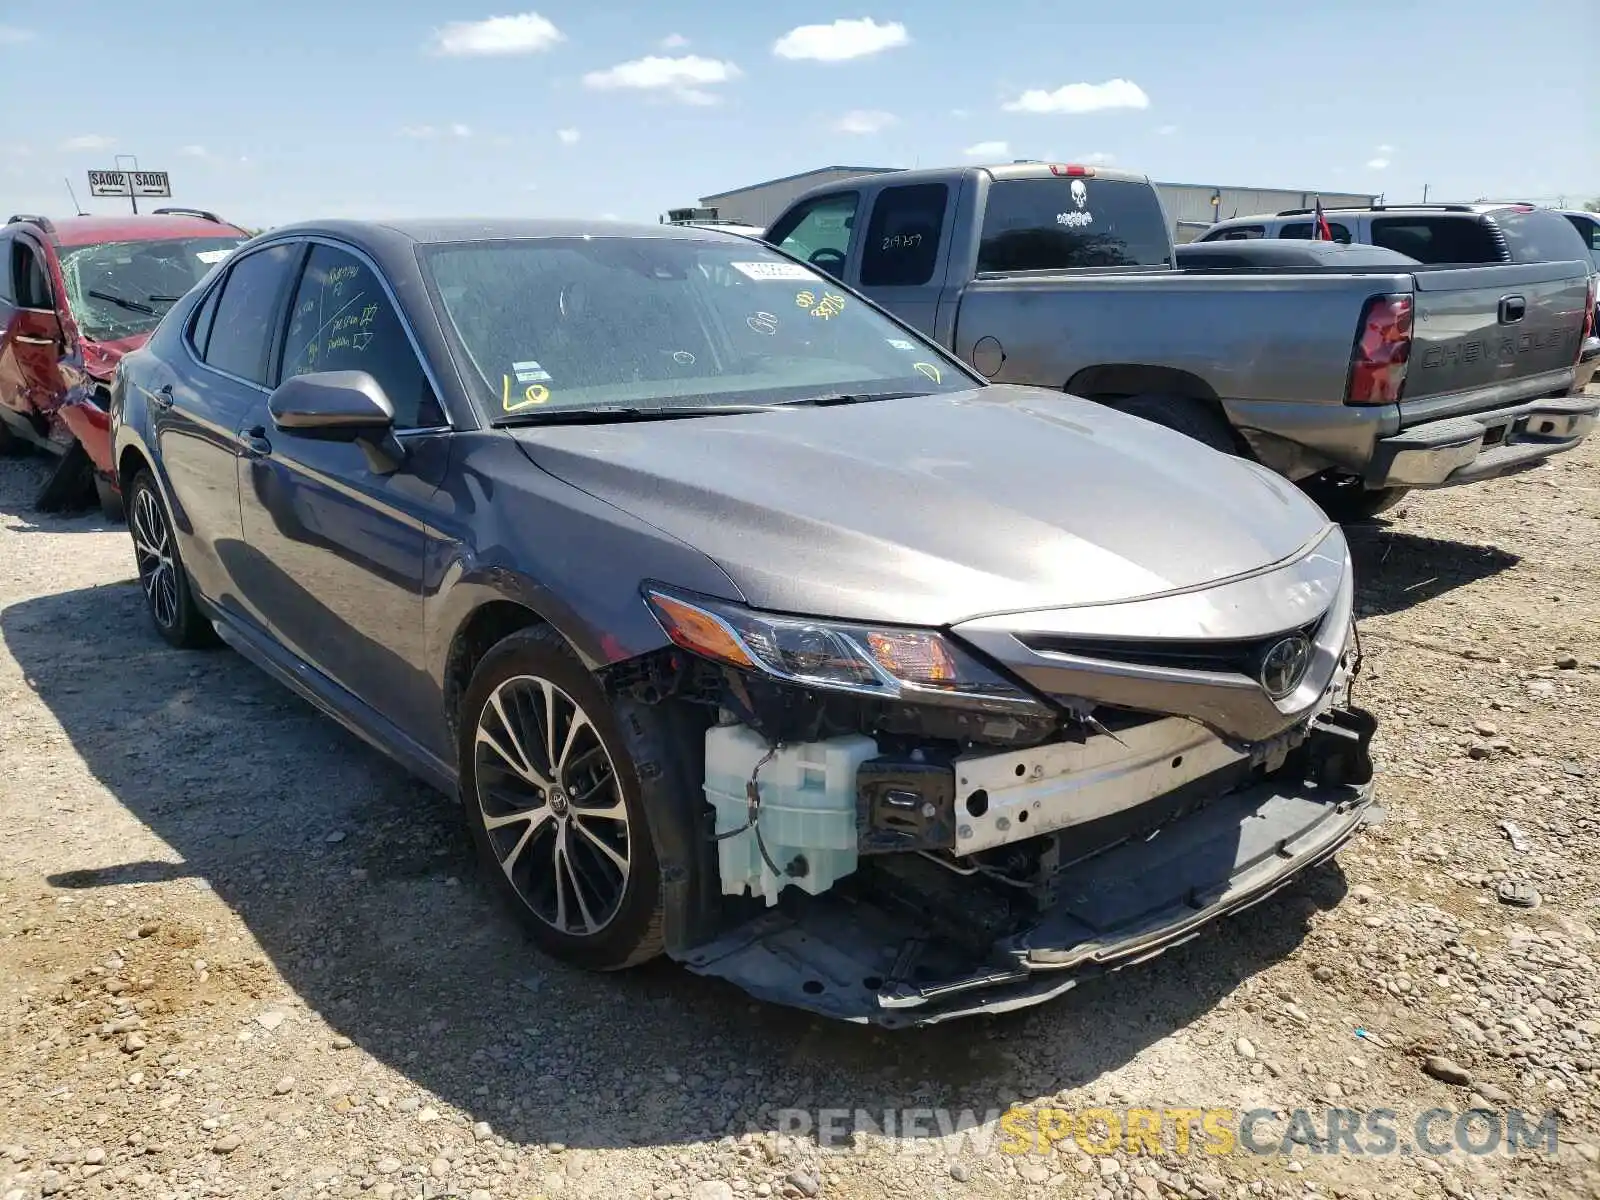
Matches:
[[762, 164, 1599, 520]]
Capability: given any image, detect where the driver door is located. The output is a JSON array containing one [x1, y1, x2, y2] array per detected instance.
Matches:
[[765, 191, 861, 284]]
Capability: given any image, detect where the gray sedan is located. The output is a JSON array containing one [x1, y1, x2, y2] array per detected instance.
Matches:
[[109, 219, 1379, 1025]]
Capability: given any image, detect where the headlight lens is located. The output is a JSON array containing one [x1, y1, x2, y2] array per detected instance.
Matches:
[[644, 587, 1046, 714]]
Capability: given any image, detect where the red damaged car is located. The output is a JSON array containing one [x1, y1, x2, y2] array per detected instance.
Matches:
[[0, 209, 250, 515]]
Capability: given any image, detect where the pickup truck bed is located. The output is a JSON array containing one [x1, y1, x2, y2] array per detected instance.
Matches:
[[761, 164, 1597, 519]]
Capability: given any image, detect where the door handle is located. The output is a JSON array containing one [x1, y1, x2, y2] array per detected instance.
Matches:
[[149, 384, 174, 410], [1497, 295, 1526, 324], [242, 426, 273, 458], [13, 334, 55, 346]]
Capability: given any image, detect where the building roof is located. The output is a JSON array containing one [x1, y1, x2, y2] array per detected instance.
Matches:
[[701, 166, 899, 201]]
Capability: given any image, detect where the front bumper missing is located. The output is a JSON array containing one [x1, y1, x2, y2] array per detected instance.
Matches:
[[676, 767, 1379, 1028], [1369, 394, 1598, 488]]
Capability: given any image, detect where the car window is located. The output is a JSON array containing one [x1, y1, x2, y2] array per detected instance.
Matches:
[[1203, 225, 1265, 241], [978, 177, 1173, 271], [1493, 209, 1592, 265], [1370, 217, 1499, 263], [860, 184, 948, 287], [423, 235, 972, 417], [766, 193, 858, 276], [202, 243, 300, 384], [189, 279, 222, 358], [57, 236, 246, 342], [1279, 221, 1353, 244], [1564, 215, 1600, 271], [278, 244, 445, 429], [8, 237, 53, 309]]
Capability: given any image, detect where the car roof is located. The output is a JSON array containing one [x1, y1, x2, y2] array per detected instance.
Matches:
[[256, 217, 768, 253], [1211, 203, 1540, 228], [7, 213, 250, 247]]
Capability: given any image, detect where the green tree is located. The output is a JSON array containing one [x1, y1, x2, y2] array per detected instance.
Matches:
[[1584, 197, 1600, 213]]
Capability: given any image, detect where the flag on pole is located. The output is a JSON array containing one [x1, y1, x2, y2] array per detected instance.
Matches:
[[1313, 197, 1334, 242]]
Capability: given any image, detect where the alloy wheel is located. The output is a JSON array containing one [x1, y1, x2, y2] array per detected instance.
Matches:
[[473, 675, 632, 937], [131, 486, 179, 630]]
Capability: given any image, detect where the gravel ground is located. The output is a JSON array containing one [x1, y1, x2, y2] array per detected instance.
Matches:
[[1, 426, 1597, 1200]]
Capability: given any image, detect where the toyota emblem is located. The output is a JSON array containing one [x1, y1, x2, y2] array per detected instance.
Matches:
[[1259, 635, 1312, 699]]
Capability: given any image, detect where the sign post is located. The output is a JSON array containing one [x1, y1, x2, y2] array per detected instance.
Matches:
[[86, 166, 170, 214]]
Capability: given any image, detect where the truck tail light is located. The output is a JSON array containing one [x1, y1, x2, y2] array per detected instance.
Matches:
[[1049, 164, 1096, 178], [1581, 279, 1596, 359], [1347, 293, 1413, 404]]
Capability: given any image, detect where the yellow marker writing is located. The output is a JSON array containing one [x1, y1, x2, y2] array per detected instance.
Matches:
[[503, 378, 551, 412], [913, 362, 942, 383]]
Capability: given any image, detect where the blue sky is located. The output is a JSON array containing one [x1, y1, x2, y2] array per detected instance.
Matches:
[[2, 1, 1594, 229]]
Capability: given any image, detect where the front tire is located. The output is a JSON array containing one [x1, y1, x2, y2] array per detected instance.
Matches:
[[127, 470, 215, 648], [458, 626, 666, 971]]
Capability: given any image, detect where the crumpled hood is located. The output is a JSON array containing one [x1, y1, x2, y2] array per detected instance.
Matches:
[[80, 334, 146, 382], [510, 386, 1334, 627]]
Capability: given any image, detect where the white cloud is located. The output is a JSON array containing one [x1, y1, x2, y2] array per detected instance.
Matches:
[[431, 12, 563, 56], [1155, 123, 1178, 136], [1376, 143, 1394, 154], [950, 107, 969, 119], [582, 55, 741, 104], [450, 123, 473, 138], [963, 140, 1010, 159], [660, 33, 689, 49], [399, 125, 437, 138], [1081, 151, 1116, 165], [61, 134, 114, 151], [772, 17, 908, 62], [0, 24, 35, 44], [179, 144, 208, 158], [1002, 79, 1150, 115], [834, 109, 897, 135], [1366, 157, 1390, 170], [556, 127, 580, 145]]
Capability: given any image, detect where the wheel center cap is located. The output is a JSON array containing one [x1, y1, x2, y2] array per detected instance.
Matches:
[[548, 787, 570, 817]]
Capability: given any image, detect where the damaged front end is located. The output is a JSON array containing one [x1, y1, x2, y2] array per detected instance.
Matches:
[[620, 525, 1379, 1027]]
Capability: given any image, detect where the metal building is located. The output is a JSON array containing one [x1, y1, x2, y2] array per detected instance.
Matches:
[[693, 167, 1377, 242]]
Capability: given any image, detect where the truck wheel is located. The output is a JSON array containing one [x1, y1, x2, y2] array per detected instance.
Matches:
[[1104, 394, 1240, 455], [1303, 477, 1410, 523], [457, 625, 671, 972]]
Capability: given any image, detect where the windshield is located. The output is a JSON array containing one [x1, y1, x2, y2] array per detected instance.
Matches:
[[421, 236, 974, 418], [59, 237, 248, 341]]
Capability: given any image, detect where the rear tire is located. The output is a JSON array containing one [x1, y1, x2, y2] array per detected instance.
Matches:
[[458, 626, 668, 972], [1102, 393, 1240, 455], [1303, 477, 1410, 523], [127, 470, 216, 649]]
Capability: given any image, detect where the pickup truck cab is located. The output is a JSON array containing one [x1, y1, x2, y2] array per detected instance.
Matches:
[[763, 166, 1598, 520], [0, 210, 249, 513]]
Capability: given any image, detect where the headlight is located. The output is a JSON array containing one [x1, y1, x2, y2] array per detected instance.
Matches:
[[643, 587, 1048, 715]]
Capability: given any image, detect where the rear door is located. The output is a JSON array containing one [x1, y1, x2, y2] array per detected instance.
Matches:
[[1404, 262, 1588, 405], [155, 240, 303, 606]]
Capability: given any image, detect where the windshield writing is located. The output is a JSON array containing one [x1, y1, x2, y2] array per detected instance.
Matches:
[[423, 237, 971, 416]]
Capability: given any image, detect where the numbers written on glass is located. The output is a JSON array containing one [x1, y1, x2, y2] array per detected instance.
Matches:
[[880, 233, 924, 252]]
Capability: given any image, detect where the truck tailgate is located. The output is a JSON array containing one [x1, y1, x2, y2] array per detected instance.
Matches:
[[1404, 262, 1588, 414]]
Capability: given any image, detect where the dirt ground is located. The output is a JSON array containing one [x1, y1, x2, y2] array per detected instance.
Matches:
[[1, 426, 1597, 1200]]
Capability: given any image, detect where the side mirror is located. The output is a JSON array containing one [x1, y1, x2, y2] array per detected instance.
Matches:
[[267, 370, 404, 473]]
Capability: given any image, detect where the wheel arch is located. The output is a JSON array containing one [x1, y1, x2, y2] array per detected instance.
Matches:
[[442, 598, 553, 745], [1065, 363, 1222, 405]]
